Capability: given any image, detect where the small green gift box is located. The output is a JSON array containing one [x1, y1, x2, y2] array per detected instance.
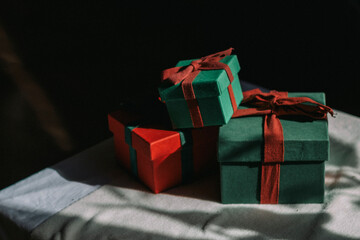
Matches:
[[158, 48, 243, 129], [218, 89, 333, 204]]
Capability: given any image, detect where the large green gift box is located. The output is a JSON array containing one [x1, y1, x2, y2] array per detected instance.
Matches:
[[158, 48, 243, 129], [218, 91, 331, 204]]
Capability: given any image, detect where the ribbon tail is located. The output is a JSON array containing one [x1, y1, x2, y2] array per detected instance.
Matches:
[[161, 65, 194, 85], [242, 89, 264, 102], [201, 48, 234, 61], [232, 108, 271, 118]]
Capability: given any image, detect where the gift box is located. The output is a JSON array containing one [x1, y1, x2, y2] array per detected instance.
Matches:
[[108, 110, 218, 193], [158, 48, 243, 129], [218, 90, 333, 204]]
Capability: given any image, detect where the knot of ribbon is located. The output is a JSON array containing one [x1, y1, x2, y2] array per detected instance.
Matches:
[[234, 89, 334, 119], [161, 48, 238, 128], [189, 59, 201, 72], [232, 88, 334, 204]]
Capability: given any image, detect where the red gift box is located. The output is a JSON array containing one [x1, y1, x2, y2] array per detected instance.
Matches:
[[108, 110, 218, 193]]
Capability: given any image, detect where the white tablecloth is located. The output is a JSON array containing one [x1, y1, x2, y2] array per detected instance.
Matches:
[[1, 108, 359, 240]]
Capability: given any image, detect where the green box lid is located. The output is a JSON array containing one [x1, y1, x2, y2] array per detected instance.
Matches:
[[158, 55, 240, 100], [218, 92, 329, 163]]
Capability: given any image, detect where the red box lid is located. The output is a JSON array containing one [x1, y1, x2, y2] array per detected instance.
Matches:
[[108, 110, 182, 161]]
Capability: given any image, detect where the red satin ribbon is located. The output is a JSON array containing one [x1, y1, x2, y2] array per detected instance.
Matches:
[[161, 48, 237, 128], [232, 89, 334, 204]]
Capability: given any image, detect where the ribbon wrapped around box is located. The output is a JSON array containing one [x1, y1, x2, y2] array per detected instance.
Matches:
[[218, 89, 334, 204], [158, 48, 243, 129], [108, 110, 218, 193]]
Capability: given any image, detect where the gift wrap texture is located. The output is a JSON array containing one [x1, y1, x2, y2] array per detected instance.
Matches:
[[158, 55, 243, 129], [108, 110, 218, 193], [218, 92, 329, 204]]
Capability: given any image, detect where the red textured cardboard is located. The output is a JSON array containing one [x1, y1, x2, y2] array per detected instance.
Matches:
[[108, 110, 218, 193]]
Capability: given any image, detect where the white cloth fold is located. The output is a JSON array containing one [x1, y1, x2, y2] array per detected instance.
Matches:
[[28, 110, 360, 240]]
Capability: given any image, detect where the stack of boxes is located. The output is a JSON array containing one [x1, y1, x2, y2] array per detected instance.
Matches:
[[108, 48, 333, 204]]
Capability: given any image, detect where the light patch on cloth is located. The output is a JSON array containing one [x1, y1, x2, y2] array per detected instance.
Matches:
[[29, 170, 344, 240], [0, 138, 115, 232], [31, 110, 360, 240]]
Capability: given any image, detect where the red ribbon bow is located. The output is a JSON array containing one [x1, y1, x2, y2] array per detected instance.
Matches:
[[161, 48, 237, 128], [232, 88, 334, 204]]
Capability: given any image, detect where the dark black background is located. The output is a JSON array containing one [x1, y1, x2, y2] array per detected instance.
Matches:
[[1, 1, 359, 189]]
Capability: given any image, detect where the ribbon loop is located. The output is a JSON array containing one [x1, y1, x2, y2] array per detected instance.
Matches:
[[161, 48, 234, 85]]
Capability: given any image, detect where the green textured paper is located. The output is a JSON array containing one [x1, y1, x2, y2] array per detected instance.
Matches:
[[220, 161, 325, 203], [219, 93, 329, 163], [218, 92, 329, 204], [158, 55, 243, 129]]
